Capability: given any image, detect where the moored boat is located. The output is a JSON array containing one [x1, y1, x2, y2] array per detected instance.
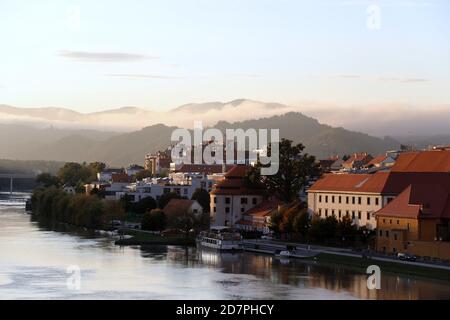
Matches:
[[196, 226, 243, 251]]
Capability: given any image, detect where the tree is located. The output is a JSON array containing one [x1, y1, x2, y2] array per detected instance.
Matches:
[[309, 215, 338, 244], [248, 138, 322, 202], [132, 196, 157, 214], [36, 173, 60, 188], [88, 162, 106, 174], [103, 200, 125, 226], [293, 208, 311, 238], [158, 192, 184, 209], [134, 169, 153, 181], [58, 162, 95, 186], [141, 208, 166, 231], [191, 188, 210, 213]]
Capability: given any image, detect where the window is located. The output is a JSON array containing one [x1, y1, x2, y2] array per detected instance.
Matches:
[[407, 223, 410, 230], [346, 196, 349, 204], [319, 195, 322, 203], [338, 210, 342, 219], [332, 196, 335, 203], [241, 207, 245, 213], [352, 211, 355, 219], [397, 220, 400, 224], [325, 195, 328, 203], [352, 197, 355, 204], [225, 207, 230, 213], [379, 229, 383, 236], [367, 197, 371, 205], [325, 209, 328, 217], [394, 234, 397, 241], [319, 209, 322, 216], [338, 196, 342, 204], [193, 209, 198, 214], [390, 219, 392, 224], [358, 197, 362, 205], [213, 207, 216, 213], [375, 198, 379, 206], [252, 198, 257, 205], [225, 197, 231, 204], [332, 209, 335, 217], [346, 210, 350, 217], [393, 247, 397, 253], [383, 219, 386, 223], [358, 211, 361, 219], [386, 230, 389, 237], [214, 197, 217, 203], [240, 197, 248, 204], [367, 212, 370, 220]]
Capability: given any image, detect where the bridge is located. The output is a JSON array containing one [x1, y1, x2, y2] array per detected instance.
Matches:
[[0, 173, 37, 194]]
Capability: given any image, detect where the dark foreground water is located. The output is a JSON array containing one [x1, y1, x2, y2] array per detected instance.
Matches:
[[1, 193, 450, 300]]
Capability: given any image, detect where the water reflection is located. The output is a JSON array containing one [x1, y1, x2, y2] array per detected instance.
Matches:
[[1, 193, 450, 300]]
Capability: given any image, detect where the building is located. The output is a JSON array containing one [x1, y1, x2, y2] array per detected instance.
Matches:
[[318, 156, 341, 173], [365, 155, 396, 169], [307, 173, 389, 229], [126, 164, 144, 176], [210, 165, 265, 227], [375, 184, 450, 260], [97, 168, 124, 182], [145, 149, 172, 175], [342, 153, 373, 171], [235, 198, 281, 234], [163, 199, 204, 218], [309, 149, 450, 227]]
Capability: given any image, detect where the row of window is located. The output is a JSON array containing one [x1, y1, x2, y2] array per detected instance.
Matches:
[[318, 194, 380, 206], [213, 197, 258, 205], [319, 208, 373, 220]]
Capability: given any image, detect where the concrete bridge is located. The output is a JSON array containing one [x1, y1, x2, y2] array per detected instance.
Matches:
[[0, 173, 37, 194]]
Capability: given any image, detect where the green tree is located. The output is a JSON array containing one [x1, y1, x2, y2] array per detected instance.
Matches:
[[191, 188, 211, 213], [103, 200, 125, 226], [141, 208, 166, 231], [36, 173, 60, 188], [132, 196, 157, 214], [293, 208, 311, 238], [247, 138, 321, 202], [88, 162, 106, 174], [58, 162, 95, 186]]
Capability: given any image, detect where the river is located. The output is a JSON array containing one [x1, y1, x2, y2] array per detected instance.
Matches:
[[1, 193, 450, 300]]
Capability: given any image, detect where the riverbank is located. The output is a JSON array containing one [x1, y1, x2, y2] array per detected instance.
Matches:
[[316, 252, 450, 282]]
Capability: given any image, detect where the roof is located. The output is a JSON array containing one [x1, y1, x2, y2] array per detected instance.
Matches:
[[380, 172, 450, 195], [127, 165, 144, 170], [391, 150, 450, 173], [210, 165, 265, 196], [376, 184, 450, 219], [308, 172, 389, 193], [343, 153, 372, 165], [243, 199, 281, 217], [101, 168, 123, 173], [163, 199, 197, 216], [367, 155, 387, 167]]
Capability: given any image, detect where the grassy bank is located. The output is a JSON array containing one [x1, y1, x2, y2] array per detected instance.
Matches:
[[116, 229, 195, 246], [316, 252, 450, 282]]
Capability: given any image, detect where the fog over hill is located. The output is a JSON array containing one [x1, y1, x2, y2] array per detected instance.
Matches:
[[1, 100, 449, 137]]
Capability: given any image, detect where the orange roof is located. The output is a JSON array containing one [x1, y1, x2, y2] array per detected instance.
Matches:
[[308, 172, 389, 193], [376, 184, 450, 219], [243, 199, 281, 217], [343, 153, 372, 165], [163, 199, 196, 216], [210, 165, 265, 196], [391, 150, 450, 173], [367, 155, 387, 167]]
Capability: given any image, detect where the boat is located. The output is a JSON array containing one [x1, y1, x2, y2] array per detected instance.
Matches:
[[196, 226, 243, 251], [274, 249, 319, 259]]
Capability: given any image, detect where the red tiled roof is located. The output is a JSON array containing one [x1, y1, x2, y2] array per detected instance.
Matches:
[[343, 153, 372, 165], [376, 184, 450, 219], [391, 150, 450, 173], [243, 199, 281, 217], [367, 155, 387, 167], [308, 172, 389, 193], [380, 172, 450, 195], [163, 199, 196, 216], [210, 165, 265, 195]]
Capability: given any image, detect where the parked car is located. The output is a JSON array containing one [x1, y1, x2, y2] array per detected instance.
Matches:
[[397, 252, 417, 262], [261, 234, 273, 240]]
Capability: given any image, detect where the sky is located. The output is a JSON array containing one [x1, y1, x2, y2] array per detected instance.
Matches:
[[1, 0, 449, 113]]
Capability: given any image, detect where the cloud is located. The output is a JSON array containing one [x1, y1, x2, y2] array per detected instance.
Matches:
[[105, 74, 184, 80], [58, 50, 158, 62], [378, 77, 429, 83]]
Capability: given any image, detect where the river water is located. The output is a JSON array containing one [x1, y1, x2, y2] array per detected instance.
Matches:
[[1, 193, 450, 300]]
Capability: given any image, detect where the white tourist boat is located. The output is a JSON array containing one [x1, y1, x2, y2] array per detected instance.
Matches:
[[196, 226, 243, 251]]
